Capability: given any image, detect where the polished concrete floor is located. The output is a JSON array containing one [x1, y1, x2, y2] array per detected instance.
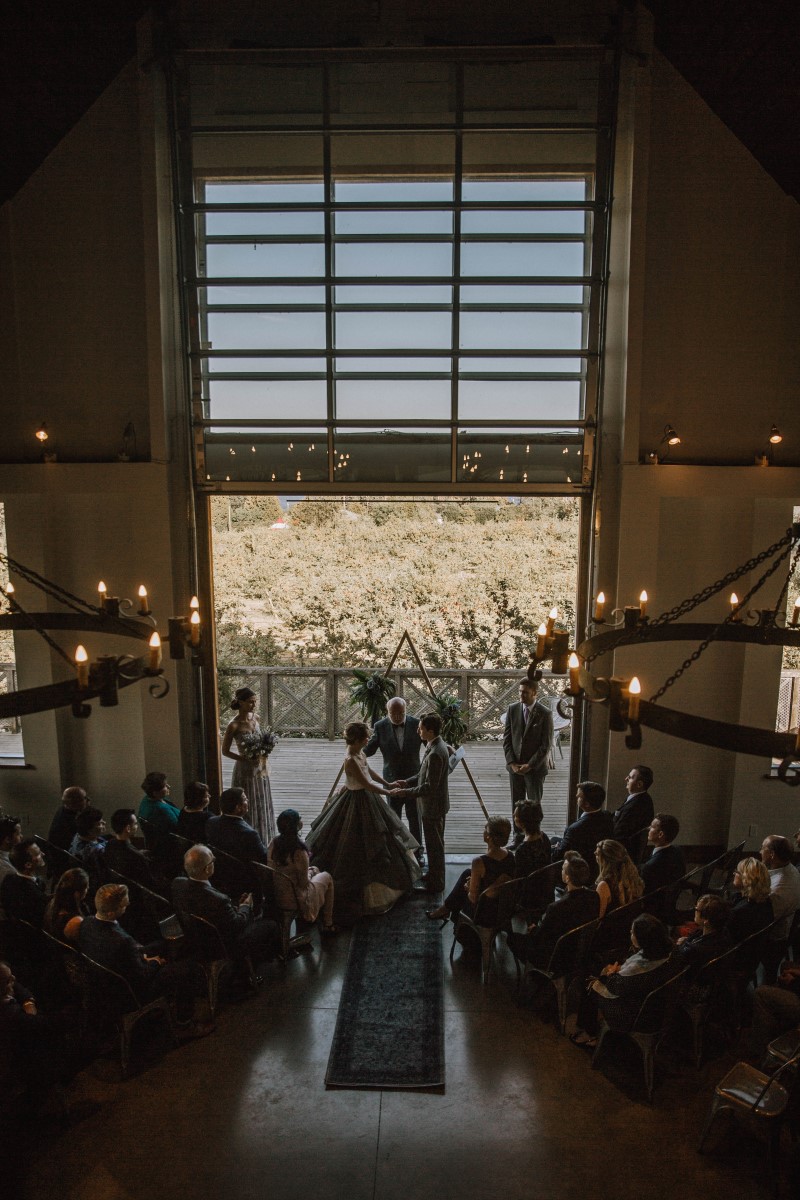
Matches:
[[17, 866, 776, 1200]]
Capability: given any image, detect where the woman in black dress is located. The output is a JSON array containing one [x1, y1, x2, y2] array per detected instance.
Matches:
[[427, 815, 514, 926]]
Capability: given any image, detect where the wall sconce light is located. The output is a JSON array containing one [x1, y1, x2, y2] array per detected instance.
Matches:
[[646, 423, 682, 464], [35, 422, 49, 443], [769, 424, 783, 444], [756, 423, 784, 466], [662, 424, 681, 446]]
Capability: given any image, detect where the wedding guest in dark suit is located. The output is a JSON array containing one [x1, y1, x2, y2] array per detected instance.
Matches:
[[171, 845, 278, 963], [47, 786, 88, 852], [550, 781, 614, 878], [104, 809, 158, 890], [366, 697, 423, 856], [641, 814, 687, 920], [503, 674, 553, 813], [674, 893, 732, 976], [177, 782, 212, 843], [508, 855, 600, 966], [612, 765, 655, 855], [1, 839, 48, 926], [206, 787, 269, 865]]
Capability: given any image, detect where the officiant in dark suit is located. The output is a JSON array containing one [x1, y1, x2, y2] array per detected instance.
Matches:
[[503, 676, 554, 815], [366, 697, 424, 854]]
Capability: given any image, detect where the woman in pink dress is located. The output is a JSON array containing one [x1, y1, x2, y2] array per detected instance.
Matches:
[[267, 808, 337, 934]]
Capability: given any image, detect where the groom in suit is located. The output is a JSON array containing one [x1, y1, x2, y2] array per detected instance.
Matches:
[[393, 713, 450, 893], [366, 697, 424, 855], [503, 677, 554, 816]]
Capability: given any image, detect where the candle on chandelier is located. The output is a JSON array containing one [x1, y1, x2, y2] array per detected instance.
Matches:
[[729, 592, 741, 622], [593, 591, 606, 622], [148, 631, 162, 671], [568, 652, 581, 694], [546, 606, 558, 637], [137, 585, 149, 615], [639, 590, 648, 618], [190, 609, 201, 646], [792, 597, 800, 628], [627, 676, 641, 721], [75, 644, 89, 689], [189, 596, 200, 611], [97, 581, 107, 609], [4, 582, 14, 599], [536, 622, 548, 660]]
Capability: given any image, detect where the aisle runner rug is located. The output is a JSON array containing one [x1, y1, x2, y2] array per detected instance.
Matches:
[[326, 891, 445, 1090]]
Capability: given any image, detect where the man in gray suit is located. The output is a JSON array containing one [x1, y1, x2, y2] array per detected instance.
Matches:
[[393, 713, 450, 894], [503, 676, 553, 815]]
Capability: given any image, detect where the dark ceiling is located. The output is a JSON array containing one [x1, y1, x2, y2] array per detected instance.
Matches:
[[1, 2, 798, 206]]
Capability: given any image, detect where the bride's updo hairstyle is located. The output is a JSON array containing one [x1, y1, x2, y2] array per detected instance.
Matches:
[[344, 720, 369, 745], [231, 686, 256, 711]]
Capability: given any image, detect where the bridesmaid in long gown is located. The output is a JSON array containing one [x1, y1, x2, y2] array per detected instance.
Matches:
[[221, 686, 275, 845], [306, 720, 422, 916]]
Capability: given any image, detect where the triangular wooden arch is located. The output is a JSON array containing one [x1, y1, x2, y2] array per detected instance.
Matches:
[[326, 629, 489, 821]]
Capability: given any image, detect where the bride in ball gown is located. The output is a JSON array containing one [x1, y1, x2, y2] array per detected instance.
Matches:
[[306, 720, 422, 916], [221, 686, 275, 844]]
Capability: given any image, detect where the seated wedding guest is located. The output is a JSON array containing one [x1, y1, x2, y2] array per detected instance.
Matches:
[[80, 883, 213, 1035], [47, 786, 88, 852], [751, 964, 800, 1059], [612, 766, 655, 846], [674, 893, 732, 975], [68, 806, 107, 887], [729, 857, 774, 943], [594, 839, 644, 918], [171, 845, 279, 964], [761, 835, 800, 980], [640, 814, 686, 922], [426, 816, 514, 927], [42, 868, 90, 943], [206, 787, 269, 865], [137, 772, 180, 848], [104, 809, 157, 890], [0, 815, 22, 919], [177, 782, 212, 843], [571, 913, 677, 1048], [512, 801, 553, 913], [550, 782, 613, 878], [1, 839, 48, 926], [267, 809, 337, 934], [507, 855, 600, 967], [0, 960, 77, 1116]]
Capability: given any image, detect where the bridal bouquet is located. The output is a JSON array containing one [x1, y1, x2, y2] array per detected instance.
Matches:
[[239, 729, 279, 761]]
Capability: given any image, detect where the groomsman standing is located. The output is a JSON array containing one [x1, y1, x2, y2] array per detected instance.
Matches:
[[503, 676, 553, 815]]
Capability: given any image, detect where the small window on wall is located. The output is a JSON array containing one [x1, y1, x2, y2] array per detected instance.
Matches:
[[776, 506, 800, 760], [0, 503, 23, 761]]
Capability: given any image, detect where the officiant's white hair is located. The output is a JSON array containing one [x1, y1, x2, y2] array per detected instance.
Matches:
[[387, 697, 405, 710]]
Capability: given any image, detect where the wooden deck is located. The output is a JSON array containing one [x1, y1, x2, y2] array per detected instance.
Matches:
[[223, 739, 570, 855]]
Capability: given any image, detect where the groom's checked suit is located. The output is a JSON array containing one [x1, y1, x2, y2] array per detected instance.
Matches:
[[365, 713, 423, 845], [406, 735, 450, 893], [503, 697, 553, 812]]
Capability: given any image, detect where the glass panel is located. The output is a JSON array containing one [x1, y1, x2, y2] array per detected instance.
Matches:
[[205, 211, 324, 235], [459, 311, 583, 350], [335, 242, 452, 277], [332, 136, 455, 182], [335, 310, 451, 350], [460, 242, 585, 278], [461, 209, 585, 235], [333, 180, 454, 203], [460, 357, 584, 376], [333, 429, 450, 482], [456, 432, 583, 485], [336, 284, 452, 305], [458, 380, 582, 420], [335, 380, 451, 420], [205, 357, 326, 376], [460, 284, 584, 305], [207, 311, 327, 350], [205, 243, 326, 278], [204, 432, 329, 484], [205, 380, 328, 420], [337, 357, 450, 375], [205, 182, 325, 204], [334, 209, 453, 235], [206, 285, 326, 306]]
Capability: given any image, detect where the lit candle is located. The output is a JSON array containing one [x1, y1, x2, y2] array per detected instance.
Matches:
[[97, 581, 107, 608], [639, 590, 648, 618], [593, 591, 606, 622], [190, 609, 200, 646], [792, 597, 800, 628], [137, 585, 149, 615], [730, 592, 741, 622], [627, 676, 641, 721], [4, 582, 14, 598], [568, 652, 581, 694], [536, 622, 548, 660], [189, 596, 200, 611], [75, 644, 89, 689], [546, 606, 558, 637], [148, 631, 162, 671]]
